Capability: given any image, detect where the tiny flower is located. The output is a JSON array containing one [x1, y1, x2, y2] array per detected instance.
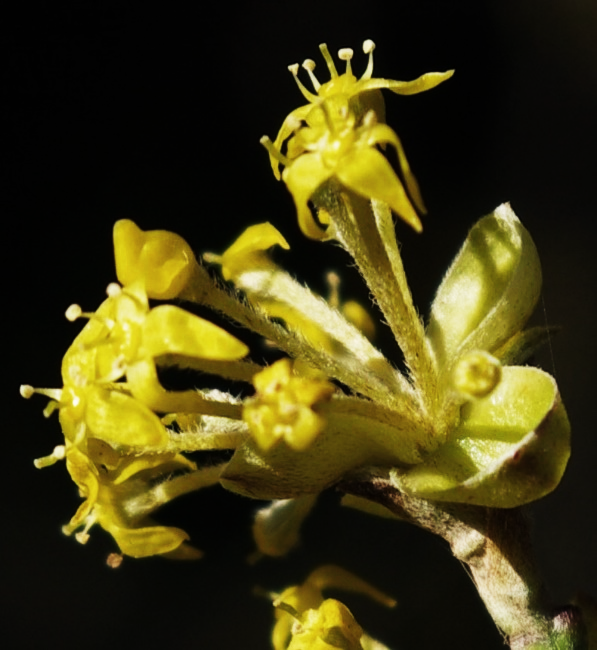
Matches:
[[63, 281, 249, 415], [271, 565, 395, 650], [243, 359, 335, 451], [113, 219, 197, 300], [270, 40, 454, 178], [62, 443, 216, 558], [263, 107, 424, 238]]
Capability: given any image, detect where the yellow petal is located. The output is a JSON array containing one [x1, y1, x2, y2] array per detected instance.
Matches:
[[336, 148, 422, 232], [218, 222, 289, 282], [142, 305, 248, 360], [106, 522, 191, 558], [113, 219, 196, 299], [85, 385, 168, 448], [355, 69, 455, 95], [283, 154, 333, 240]]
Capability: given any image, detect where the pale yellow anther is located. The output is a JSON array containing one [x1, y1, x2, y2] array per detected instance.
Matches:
[[106, 282, 122, 297], [54, 445, 66, 460], [288, 63, 299, 76], [362, 39, 375, 54], [75, 531, 90, 545], [20, 384, 35, 399], [302, 59, 316, 72], [65, 304, 83, 322]]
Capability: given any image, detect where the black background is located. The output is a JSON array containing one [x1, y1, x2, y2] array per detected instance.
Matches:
[[6, 1, 597, 648]]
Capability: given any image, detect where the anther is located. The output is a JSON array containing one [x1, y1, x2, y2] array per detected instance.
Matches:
[[106, 282, 122, 297], [288, 63, 299, 76], [65, 304, 83, 321], [75, 531, 90, 545], [363, 39, 376, 54], [20, 384, 35, 399]]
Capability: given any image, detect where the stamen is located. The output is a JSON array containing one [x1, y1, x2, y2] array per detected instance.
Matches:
[[338, 48, 354, 76], [361, 39, 376, 80], [34, 445, 66, 469], [318, 43, 339, 78], [65, 303, 113, 328], [260, 136, 292, 167], [20, 384, 63, 403], [301, 59, 320, 91], [287, 63, 318, 102]]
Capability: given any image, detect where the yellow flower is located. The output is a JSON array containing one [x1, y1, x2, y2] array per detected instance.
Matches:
[[271, 565, 395, 650], [113, 219, 197, 300], [261, 42, 453, 239], [243, 359, 335, 451], [64, 281, 249, 415], [269, 108, 425, 237], [270, 40, 454, 178], [62, 443, 216, 558]]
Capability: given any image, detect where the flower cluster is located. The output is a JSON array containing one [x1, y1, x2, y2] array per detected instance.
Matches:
[[22, 221, 250, 558], [23, 37, 572, 647]]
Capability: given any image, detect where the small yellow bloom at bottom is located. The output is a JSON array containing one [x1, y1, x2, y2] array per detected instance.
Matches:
[[286, 599, 363, 650], [272, 565, 395, 650], [243, 359, 335, 451]]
